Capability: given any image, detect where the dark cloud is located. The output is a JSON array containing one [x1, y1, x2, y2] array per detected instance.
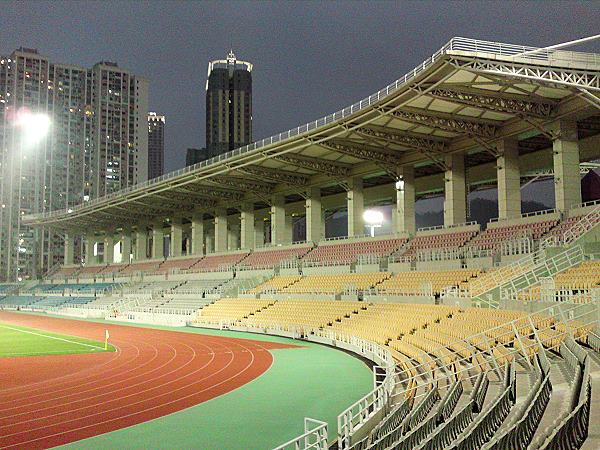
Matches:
[[1, 0, 598, 172]]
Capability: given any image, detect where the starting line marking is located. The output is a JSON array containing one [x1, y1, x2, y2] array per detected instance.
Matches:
[[0, 324, 106, 351]]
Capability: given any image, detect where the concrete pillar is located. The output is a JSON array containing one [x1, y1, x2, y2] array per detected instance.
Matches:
[[151, 222, 164, 259], [190, 214, 204, 255], [85, 234, 96, 265], [444, 153, 467, 226], [552, 120, 581, 212], [121, 229, 132, 263], [64, 233, 74, 266], [271, 194, 287, 245], [240, 203, 255, 249], [347, 177, 364, 237], [135, 227, 148, 261], [214, 208, 228, 252], [497, 138, 521, 220], [306, 187, 323, 242], [170, 219, 183, 257], [255, 218, 265, 247], [103, 234, 114, 264], [394, 166, 416, 234]]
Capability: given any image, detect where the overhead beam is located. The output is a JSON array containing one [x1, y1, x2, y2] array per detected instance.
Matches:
[[238, 165, 309, 186], [273, 153, 351, 177], [354, 126, 448, 170], [427, 87, 555, 118], [384, 107, 498, 138], [317, 139, 403, 166], [207, 176, 276, 194]]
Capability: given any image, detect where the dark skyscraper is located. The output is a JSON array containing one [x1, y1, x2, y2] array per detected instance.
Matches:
[[205, 51, 252, 158], [147, 112, 165, 180]]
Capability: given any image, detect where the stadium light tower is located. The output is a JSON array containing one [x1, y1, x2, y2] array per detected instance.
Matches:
[[363, 209, 384, 237]]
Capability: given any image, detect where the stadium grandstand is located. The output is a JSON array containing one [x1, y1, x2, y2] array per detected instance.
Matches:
[[2, 36, 600, 449]]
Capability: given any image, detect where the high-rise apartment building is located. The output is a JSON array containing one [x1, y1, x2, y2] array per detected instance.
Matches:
[[205, 51, 252, 158], [0, 48, 149, 281], [147, 112, 165, 180]]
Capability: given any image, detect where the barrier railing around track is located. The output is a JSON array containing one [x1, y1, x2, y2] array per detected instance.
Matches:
[[272, 418, 329, 450]]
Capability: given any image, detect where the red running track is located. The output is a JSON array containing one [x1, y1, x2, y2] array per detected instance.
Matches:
[[0, 311, 297, 449]]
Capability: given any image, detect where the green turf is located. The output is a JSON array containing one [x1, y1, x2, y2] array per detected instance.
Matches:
[[57, 327, 373, 450], [0, 322, 116, 357]]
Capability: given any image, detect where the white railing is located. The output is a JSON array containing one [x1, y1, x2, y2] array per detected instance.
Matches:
[[273, 418, 329, 450], [499, 245, 585, 306], [541, 204, 600, 249], [416, 221, 478, 233], [513, 287, 600, 304]]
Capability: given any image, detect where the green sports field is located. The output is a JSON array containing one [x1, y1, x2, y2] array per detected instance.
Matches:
[[0, 322, 116, 357]]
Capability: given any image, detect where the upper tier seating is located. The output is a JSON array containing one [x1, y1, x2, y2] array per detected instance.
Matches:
[[53, 266, 80, 278], [397, 230, 477, 258], [303, 237, 407, 265], [119, 261, 161, 275], [98, 263, 128, 275], [469, 218, 557, 251], [240, 299, 366, 329], [544, 210, 599, 243], [249, 275, 302, 293], [196, 298, 275, 323], [154, 257, 202, 273], [238, 245, 313, 269], [77, 265, 106, 276], [281, 272, 391, 295], [376, 269, 480, 296], [192, 252, 249, 271]]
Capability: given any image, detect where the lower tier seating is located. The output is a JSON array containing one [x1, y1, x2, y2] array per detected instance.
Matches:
[[196, 298, 275, 324], [239, 299, 366, 329]]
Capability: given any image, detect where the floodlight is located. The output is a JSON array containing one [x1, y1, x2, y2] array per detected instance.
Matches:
[[363, 209, 384, 226], [363, 209, 384, 237]]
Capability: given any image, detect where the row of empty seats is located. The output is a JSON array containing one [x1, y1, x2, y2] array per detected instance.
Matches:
[[239, 245, 313, 269], [196, 298, 275, 323], [376, 269, 481, 297], [281, 273, 390, 295], [304, 238, 407, 265], [517, 259, 600, 302], [240, 299, 366, 329], [398, 231, 477, 257]]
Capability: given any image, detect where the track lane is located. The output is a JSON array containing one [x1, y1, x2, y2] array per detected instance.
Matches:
[[0, 312, 296, 449]]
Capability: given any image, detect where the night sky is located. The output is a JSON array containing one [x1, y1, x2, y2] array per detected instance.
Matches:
[[1, 1, 598, 176]]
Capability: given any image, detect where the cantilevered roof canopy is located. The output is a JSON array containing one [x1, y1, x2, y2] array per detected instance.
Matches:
[[23, 37, 600, 231]]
